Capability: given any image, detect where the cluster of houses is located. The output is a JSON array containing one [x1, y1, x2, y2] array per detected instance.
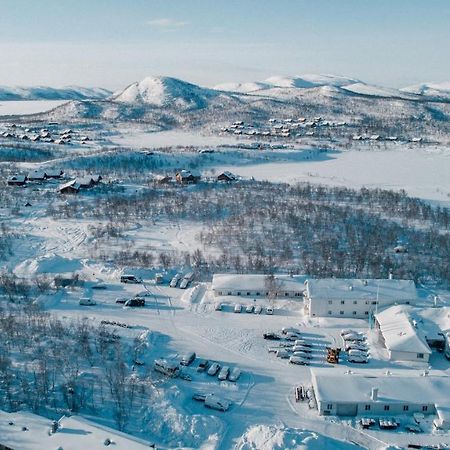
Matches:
[[7, 169, 64, 186], [155, 170, 237, 185], [59, 175, 102, 194], [220, 117, 345, 139], [0, 123, 90, 145], [352, 134, 423, 143]]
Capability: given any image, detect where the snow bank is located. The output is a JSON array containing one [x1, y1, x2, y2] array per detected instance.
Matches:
[[236, 424, 359, 449]]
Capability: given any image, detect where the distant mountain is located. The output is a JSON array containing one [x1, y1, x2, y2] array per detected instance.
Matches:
[[111, 76, 221, 109], [214, 81, 272, 94], [400, 82, 450, 101], [264, 74, 359, 89], [0, 85, 112, 101]]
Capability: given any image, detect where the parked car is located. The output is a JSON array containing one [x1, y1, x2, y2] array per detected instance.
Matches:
[[266, 306, 274, 315], [263, 332, 280, 340], [170, 273, 182, 288], [207, 362, 220, 376], [154, 359, 180, 377], [192, 393, 207, 402], [285, 332, 301, 341], [79, 297, 96, 306], [125, 297, 145, 307], [254, 305, 262, 314], [245, 304, 254, 313], [345, 343, 368, 352], [115, 297, 127, 304], [276, 349, 290, 359], [228, 367, 241, 382], [204, 394, 230, 412], [289, 356, 309, 365], [197, 359, 209, 372], [215, 302, 223, 311], [348, 354, 368, 363], [234, 304, 242, 313], [120, 274, 142, 284], [294, 340, 312, 348], [180, 352, 196, 366], [292, 345, 312, 353], [218, 366, 230, 381], [293, 351, 312, 359], [282, 327, 300, 335]]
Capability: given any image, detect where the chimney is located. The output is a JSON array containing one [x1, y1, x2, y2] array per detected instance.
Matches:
[[371, 387, 379, 401]]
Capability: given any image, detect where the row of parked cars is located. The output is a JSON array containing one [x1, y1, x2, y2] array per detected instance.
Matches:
[[341, 329, 369, 363], [215, 302, 274, 315], [170, 272, 194, 289], [265, 327, 315, 366]]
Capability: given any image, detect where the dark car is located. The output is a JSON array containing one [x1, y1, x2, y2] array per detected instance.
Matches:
[[263, 332, 281, 340], [197, 359, 209, 372], [125, 298, 145, 307]]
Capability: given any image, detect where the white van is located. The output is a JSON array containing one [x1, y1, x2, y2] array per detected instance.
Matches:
[[234, 304, 242, 313], [266, 306, 274, 315], [154, 359, 180, 377], [79, 298, 96, 306], [170, 273, 182, 288], [180, 352, 196, 366]]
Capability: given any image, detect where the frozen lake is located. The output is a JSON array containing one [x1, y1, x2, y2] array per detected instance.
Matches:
[[222, 147, 450, 205]]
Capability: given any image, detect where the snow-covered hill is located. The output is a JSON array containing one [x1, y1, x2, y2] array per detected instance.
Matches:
[[0, 85, 112, 101], [401, 82, 450, 101], [111, 76, 221, 109]]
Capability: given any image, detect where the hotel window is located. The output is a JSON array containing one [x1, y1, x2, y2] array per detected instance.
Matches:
[[353, 311, 357, 315], [218, 291, 222, 295], [327, 404, 333, 410], [328, 300, 332, 304], [341, 300, 345, 305], [328, 310, 332, 315], [384, 405, 390, 411], [228, 292, 232, 295], [247, 292, 251, 296], [340, 311, 344, 315], [237, 292, 241, 296], [365, 311, 369, 315], [365, 301, 370, 305], [365, 405, 371, 411], [403, 405, 409, 411], [372, 301, 378, 305], [353, 300, 357, 304], [417, 353, 424, 359], [422, 405, 428, 412], [256, 292, 260, 296]]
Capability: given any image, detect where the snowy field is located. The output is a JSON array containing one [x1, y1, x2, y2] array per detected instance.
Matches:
[[0, 100, 67, 116]]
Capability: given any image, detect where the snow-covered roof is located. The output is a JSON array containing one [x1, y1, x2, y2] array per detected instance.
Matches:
[[306, 278, 417, 302], [0, 411, 154, 450], [59, 179, 80, 191], [375, 304, 432, 355], [8, 175, 26, 182], [27, 170, 46, 179], [312, 368, 450, 405], [212, 273, 306, 292]]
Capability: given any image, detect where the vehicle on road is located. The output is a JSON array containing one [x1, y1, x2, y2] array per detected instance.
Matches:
[[192, 393, 207, 402], [245, 304, 254, 313], [120, 274, 142, 284], [79, 297, 96, 306], [125, 297, 145, 307], [266, 306, 274, 315], [234, 304, 242, 313], [254, 305, 262, 314]]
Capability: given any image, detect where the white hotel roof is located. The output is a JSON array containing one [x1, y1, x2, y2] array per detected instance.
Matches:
[[212, 273, 306, 292], [306, 278, 417, 302], [375, 304, 432, 355], [312, 368, 450, 405], [0, 411, 154, 450]]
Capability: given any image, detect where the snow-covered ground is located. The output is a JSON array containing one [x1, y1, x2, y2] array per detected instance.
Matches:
[[0, 100, 68, 116]]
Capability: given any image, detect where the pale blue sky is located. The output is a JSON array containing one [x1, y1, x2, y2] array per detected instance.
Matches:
[[0, 0, 449, 89]]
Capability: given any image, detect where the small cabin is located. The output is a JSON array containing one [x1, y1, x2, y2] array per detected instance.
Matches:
[[59, 180, 80, 194], [217, 171, 236, 182], [8, 175, 27, 186], [175, 170, 200, 184]]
